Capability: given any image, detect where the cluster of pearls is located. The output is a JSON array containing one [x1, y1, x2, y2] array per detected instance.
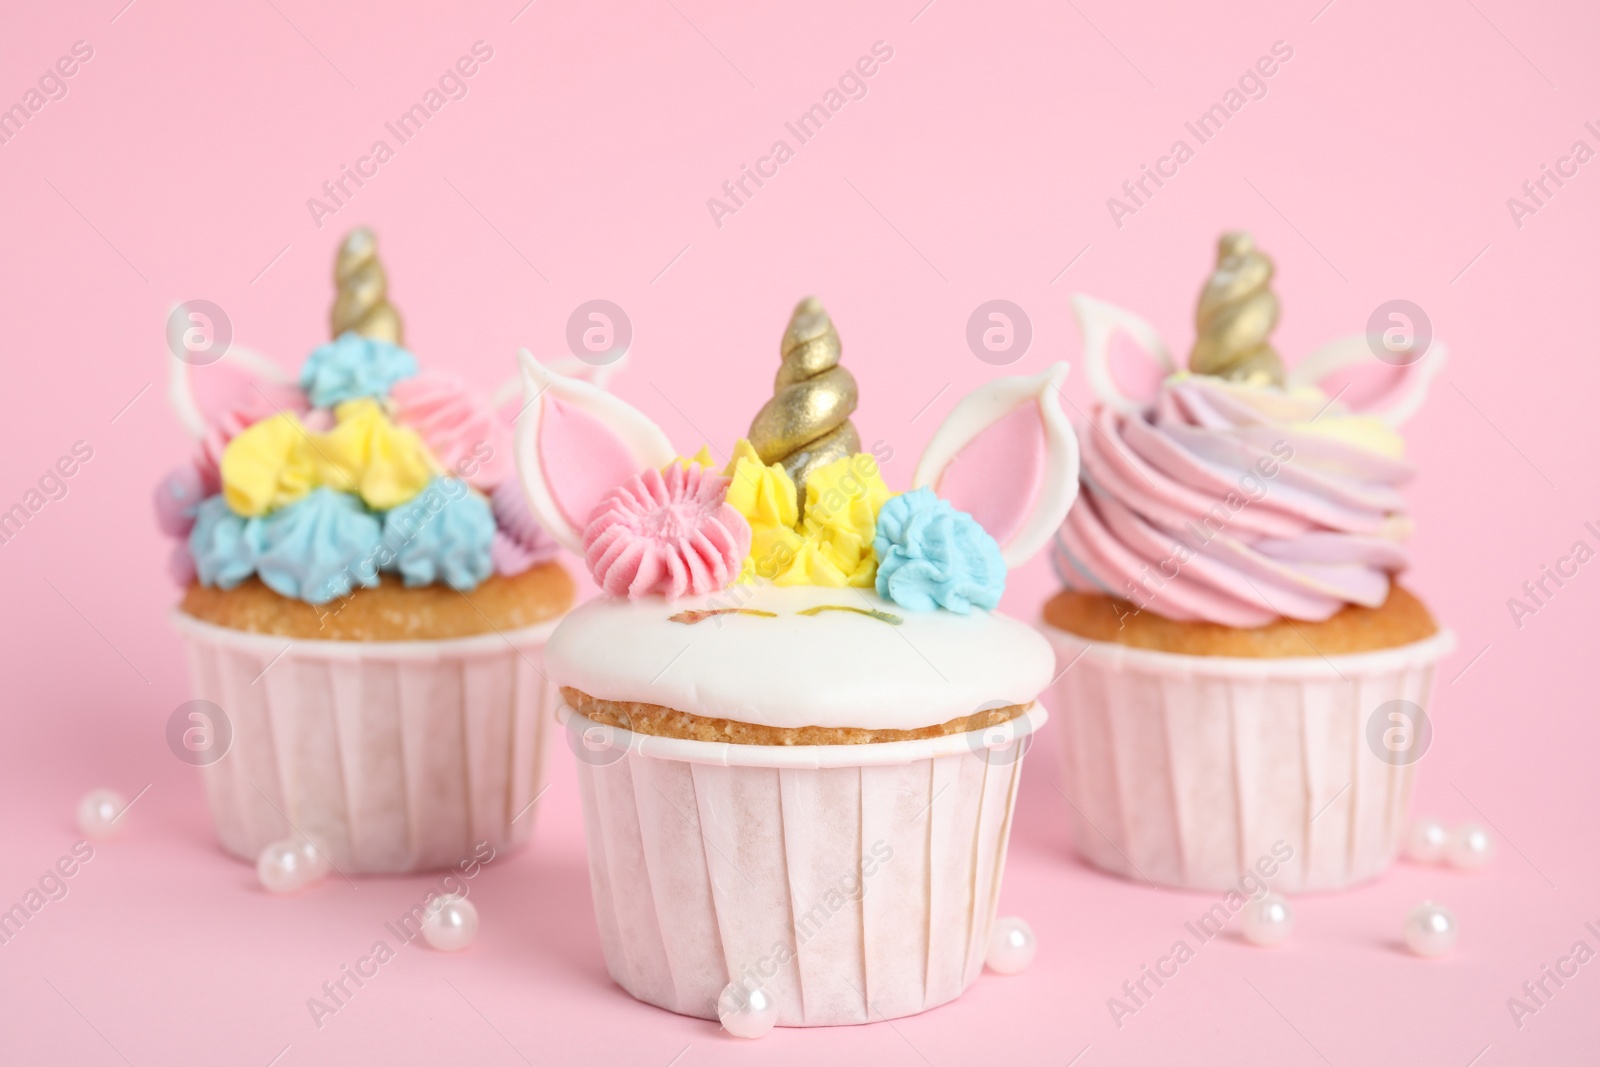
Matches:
[[1406, 818, 1495, 870]]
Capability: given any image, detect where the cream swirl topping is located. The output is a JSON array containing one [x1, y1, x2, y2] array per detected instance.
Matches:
[[1054, 373, 1413, 627]]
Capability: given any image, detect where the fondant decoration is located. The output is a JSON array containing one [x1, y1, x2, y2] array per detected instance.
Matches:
[[1287, 333, 1448, 428], [584, 463, 750, 599], [545, 584, 1053, 731], [912, 362, 1079, 569], [167, 337, 299, 442], [669, 607, 777, 624], [874, 487, 1006, 614], [514, 351, 677, 554], [1189, 231, 1285, 384], [747, 297, 860, 502], [795, 604, 902, 625], [330, 226, 404, 344], [1074, 291, 1445, 427]]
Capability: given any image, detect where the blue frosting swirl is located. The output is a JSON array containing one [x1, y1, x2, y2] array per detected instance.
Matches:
[[255, 489, 383, 604], [873, 487, 1006, 613], [189, 495, 263, 589], [299, 331, 419, 408], [380, 477, 495, 592]]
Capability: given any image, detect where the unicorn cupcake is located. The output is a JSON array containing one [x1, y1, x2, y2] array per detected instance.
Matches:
[[514, 298, 1079, 1027], [1045, 232, 1454, 891], [158, 228, 576, 874]]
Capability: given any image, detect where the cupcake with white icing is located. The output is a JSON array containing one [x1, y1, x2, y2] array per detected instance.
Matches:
[[514, 299, 1079, 1027], [159, 228, 580, 874], [1046, 233, 1454, 892]]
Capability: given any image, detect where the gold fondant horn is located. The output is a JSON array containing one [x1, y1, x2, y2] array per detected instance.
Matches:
[[330, 226, 403, 344], [747, 297, 860, 503], [1188, 231, 1285, 385]]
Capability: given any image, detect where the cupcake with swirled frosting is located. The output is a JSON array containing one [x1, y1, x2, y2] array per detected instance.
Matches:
[[1045, 232, 1454, 893], [159, 228, 569, 874]]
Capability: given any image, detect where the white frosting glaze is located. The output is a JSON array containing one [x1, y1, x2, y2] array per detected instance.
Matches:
[[546, 584, 1054, 731]]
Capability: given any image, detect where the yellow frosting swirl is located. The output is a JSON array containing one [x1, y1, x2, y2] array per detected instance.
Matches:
[[221, 413, 317, 516], [220, 400, 435, 517], [723, 439, 888, 586]]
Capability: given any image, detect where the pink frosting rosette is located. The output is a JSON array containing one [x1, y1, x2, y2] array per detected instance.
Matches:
[[389, 372, 513, 489], [583, 463, 750, 599]]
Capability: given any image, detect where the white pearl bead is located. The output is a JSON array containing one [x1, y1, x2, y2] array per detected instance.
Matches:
[[76, 789, 126, 840], [256, 839, 315, 894], [1405, 817, 1449, 863], [717, 981, 779, 1038], [1404, 901, 1458, 957], [422, 894, 479, 952], [1447, 824, 1495, 870], [298, 838, 332, 880], [986, 916, 1037, 974], [1241, 893, 1295, 946]]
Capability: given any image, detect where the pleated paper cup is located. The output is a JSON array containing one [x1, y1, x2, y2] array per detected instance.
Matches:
[[559, 701, 1047, 1027], [171, 611, 560, 874], [1043, 625, 1455, 892]]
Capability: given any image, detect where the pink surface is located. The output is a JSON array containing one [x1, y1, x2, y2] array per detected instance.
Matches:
[[2, 0, 1598, 1063]]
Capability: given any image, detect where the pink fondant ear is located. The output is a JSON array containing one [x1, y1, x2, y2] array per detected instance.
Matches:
[[1071, 293, 1177, 414], [167, 336, 300, 440], [1287, 335, 1447, 427], [913, 363, 1080, 568], [514, 349, 677, 554]]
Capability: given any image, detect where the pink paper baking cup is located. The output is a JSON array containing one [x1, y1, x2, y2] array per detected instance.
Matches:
[[559, 701, 1047, 1027], [1042, 625, 1455, 892], [171, 611, 560, 874]]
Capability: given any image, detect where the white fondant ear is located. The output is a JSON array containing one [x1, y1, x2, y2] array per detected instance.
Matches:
[[167, 334, 295, 440], [514, 349, 677, 554], [912, 363, 1080, 569], [1071, 292, 1176, 414], [1286, 335, 1448, 427], [490, 350, 628, 412]]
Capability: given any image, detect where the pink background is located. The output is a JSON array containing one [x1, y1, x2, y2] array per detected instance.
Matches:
[[3, 0, 1598, 1062]]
